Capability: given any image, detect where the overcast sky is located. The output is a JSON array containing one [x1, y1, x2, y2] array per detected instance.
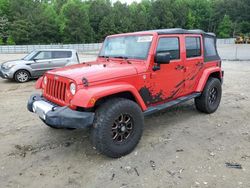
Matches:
[[112, 0, 142, 4]]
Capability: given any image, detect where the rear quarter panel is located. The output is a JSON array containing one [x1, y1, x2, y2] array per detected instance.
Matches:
[[195, 65, 222, 92]]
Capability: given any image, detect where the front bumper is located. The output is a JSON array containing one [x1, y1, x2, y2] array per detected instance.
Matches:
[[0, 69, 4, 78], [0, 68, 13, 79], [27, 94, 95, 129]]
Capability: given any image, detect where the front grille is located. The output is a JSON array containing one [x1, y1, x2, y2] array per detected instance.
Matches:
[[45, 78, 67, 102]]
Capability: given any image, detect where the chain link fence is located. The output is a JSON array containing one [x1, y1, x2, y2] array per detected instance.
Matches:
[[0, 43, 102, 54], [0, 40, 249, 60]]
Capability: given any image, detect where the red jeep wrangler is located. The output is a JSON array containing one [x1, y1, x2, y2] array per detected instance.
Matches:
[[28, 29, 223, 158]]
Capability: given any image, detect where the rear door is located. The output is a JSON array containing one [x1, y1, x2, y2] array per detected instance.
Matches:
[[51, 51, 73, 68], [183, 35, 204, 94]]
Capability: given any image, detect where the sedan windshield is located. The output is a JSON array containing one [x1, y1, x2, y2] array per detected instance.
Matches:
[[22, 51, 38, 61], [99, 35, 153, 60]]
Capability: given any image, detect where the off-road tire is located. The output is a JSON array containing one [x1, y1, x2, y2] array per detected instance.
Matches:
[[14, 70, 30, 83], [90, 98, 144, 158], [195, 77, 222, 114]]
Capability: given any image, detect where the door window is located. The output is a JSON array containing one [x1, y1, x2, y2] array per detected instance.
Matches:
[[52, 51, 72, 59], [156, 37, 180, 60], [185, 37, 201, 58], [34, 51, 52, 60]]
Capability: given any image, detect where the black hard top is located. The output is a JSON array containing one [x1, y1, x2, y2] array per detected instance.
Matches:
[[142, 28, 216, 37]]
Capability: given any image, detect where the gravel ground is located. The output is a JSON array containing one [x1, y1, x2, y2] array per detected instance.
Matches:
[[0, 55, 250, 188]]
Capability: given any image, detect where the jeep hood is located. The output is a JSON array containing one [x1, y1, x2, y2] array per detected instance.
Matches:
[[47, 61, 140, 84]]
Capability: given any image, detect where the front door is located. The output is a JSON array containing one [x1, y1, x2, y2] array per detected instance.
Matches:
[[144, 36, 185, 105], [30, 51, 54, 76]]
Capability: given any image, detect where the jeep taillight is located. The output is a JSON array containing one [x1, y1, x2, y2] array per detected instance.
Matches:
[[218, 60, 222, 67]]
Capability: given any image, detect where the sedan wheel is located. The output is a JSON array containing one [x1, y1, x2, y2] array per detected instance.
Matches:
[[14, 70, 30, 83]]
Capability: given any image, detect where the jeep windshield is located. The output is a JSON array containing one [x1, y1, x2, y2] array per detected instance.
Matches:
[[99, 35, 153, 60]]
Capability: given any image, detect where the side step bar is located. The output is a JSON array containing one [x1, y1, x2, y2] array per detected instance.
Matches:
[[143, 92, 201, 116]]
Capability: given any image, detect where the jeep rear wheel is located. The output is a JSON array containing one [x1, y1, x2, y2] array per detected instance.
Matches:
[[195, 77, 222, 114], [90, 98, 144, 158]]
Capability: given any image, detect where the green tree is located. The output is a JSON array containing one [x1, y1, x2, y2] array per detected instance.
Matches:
[[0, 0, 10, 16], [6, 35, 15, 44], [0, 16, 9, 42], [31, 4, 61, 43], [111, 2, 133, 33], [173, 0, 189, 28], [0, 37, 4, 44], [217, 15, 233, 38], [149, 0, 175, 29], [98, 15, 116, 40], [10, 19, 31, 44], [88, 0, 111, 41], [239, 21, 250, 34], [60, 0, 94, 43], [185, 0, 212, 31], [186, 11, 196, 29], [129, 0, 151, 32], [52, 0, 68, 13], [0, 0, 249, 44]]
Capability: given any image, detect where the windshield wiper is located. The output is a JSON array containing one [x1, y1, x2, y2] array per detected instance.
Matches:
[[99, 55, 110, 58], [112, 56, 132, 64], [99, 55, 110, 62], [112, 56, 128, 59]]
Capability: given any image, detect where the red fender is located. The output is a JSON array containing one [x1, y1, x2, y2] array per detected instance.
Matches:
[[35, 77, 43, 89], [71, 82, 147, 111], [195, 67, 222, 92]]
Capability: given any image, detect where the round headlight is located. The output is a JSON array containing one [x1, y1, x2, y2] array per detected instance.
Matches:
[[70, 83, 76, 95], [43, 76, 47, 85]]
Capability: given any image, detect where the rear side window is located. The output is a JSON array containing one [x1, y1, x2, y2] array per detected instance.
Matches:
[[157, 37, 180, 60], [52, 51, 72, 59], [185, 37, 201, 58], [204, 37, 217, 56], [204, 36, 220, 62]]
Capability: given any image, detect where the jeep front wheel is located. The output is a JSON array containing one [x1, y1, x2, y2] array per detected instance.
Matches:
[[195, 77, 222, 114], [90, 98, 144, 158]]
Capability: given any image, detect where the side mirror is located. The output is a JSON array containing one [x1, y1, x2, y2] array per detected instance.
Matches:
[[153, 52, 171, 71], [155, 52, 171, 64]]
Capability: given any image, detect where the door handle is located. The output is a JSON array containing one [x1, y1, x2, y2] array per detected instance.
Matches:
[[150, 72, 157, 78], [175, 65, 185, 70], [195, 62, 203, 66]]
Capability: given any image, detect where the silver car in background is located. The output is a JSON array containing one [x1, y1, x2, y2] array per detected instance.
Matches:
[[0, 49, 80, 82]]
